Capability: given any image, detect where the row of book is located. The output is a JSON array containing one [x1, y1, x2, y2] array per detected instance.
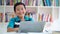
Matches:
[[38, 0, 53, 6], [0, 0, 60, 6], [5, 13, 53, 22], [38, 14, 53, 22], [0, 13, 3, 22], [6, 0, 52, 6], [6, 0, 38, 6]]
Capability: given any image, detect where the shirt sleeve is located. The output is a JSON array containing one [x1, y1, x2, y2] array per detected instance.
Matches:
[[29, 18, 34, 21], [7, 18, 15, 28]]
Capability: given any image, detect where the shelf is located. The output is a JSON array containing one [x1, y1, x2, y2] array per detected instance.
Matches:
[[5, 5, 38, 7], [0, 0, 59, 23], [0, 5, 4, 7], [5, 5, 54, 7], [5, 5, 60, 8]]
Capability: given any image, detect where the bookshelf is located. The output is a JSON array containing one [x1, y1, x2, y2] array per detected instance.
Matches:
[[5, 0, 59, 23], [38, 7, 52, 22], [0, 0, 59, 23]]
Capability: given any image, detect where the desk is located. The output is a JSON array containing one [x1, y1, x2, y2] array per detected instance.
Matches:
[[0, 23, 52, 34], [0, 21, 60, 34], [52, 31, 60, 34]]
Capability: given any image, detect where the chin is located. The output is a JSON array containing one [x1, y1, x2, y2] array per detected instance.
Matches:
[[19, 14, 24, 16]]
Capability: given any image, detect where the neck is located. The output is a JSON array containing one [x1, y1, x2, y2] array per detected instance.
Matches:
[[19, 15, 25, 21]]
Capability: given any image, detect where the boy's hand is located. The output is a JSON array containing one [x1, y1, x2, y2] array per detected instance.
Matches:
[[14, 28, 19, 31]]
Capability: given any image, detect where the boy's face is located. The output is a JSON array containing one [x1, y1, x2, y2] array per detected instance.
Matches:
[[15, 5, 26, 17]]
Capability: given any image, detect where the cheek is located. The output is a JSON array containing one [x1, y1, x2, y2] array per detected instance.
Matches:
[[20, 10, 26, 14], [23, 9, 26, 14]]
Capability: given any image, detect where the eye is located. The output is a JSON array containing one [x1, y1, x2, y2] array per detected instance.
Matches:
[[21, 8, 23, 10], [17, 9, 20, 11]]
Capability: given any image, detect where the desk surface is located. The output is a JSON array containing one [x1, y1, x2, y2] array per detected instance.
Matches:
[[0, 22, 60, 34], [2, 32, 52, 34]]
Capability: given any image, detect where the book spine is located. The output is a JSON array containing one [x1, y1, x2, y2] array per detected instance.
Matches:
[[0, 13, 2, 22], [2, 0, 4, 5], [0, 0, 2, 5], [38, 0, 41, 6], [35, 0, 38, 6], [5, 13, 8, 22], [1, 13, 2, 22], [33, 0, 36, 6], [56, 0, 59, 6], [6, 0, 10, 5], [42, 0, 45, 6], [10, 0, 13, 5], [25, 0, 28, 6], [38, 14, 40, 21], [42, 14, 44, 21], [39, 0, 43, 6], [45, 0, 51, 6], [29, 0, 32, 6]]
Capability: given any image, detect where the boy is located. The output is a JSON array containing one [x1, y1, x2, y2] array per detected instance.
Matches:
[[7, 2, 33, 32]]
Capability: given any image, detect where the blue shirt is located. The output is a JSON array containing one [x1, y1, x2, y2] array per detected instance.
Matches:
[[7, 16, 33, 28]]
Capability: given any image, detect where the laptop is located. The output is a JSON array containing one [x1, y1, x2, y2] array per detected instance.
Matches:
[[18, 21, 45, 33]]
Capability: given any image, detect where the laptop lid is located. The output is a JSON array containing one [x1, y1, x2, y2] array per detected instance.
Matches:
[[18, 21, 45, 33]]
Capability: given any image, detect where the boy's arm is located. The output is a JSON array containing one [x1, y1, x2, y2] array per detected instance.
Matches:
[[7, 28, 19, 32], [7, 18, 19, 32]]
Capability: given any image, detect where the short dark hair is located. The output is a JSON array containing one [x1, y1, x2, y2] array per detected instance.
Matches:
[[14, 2, 26, 12]]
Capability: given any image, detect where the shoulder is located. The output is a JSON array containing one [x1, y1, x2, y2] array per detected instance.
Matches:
[[10, 16, 20, 22], [10, 16, 17, 21], [10, 18, 15, 21], [24, 16, 33, 21]]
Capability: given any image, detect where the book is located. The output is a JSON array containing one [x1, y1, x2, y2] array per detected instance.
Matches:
[[38, 0, 43, 6], [0, 13, 3, 22], [56, 0, 59, 6], [45, 0, 51, 6], [59, 0, 60, 6], [5, 13, 8, 22], [0, 0, 2, 5], [6, 0, 10, 5], [28, 0, 33, 6], [35, 0, 38, 6], [2, 0, 4, 5], [25, 0, 28, 6], [42, 14, 44, 21], [10, 0, 13, 5], [42, 0, 45, 6]]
